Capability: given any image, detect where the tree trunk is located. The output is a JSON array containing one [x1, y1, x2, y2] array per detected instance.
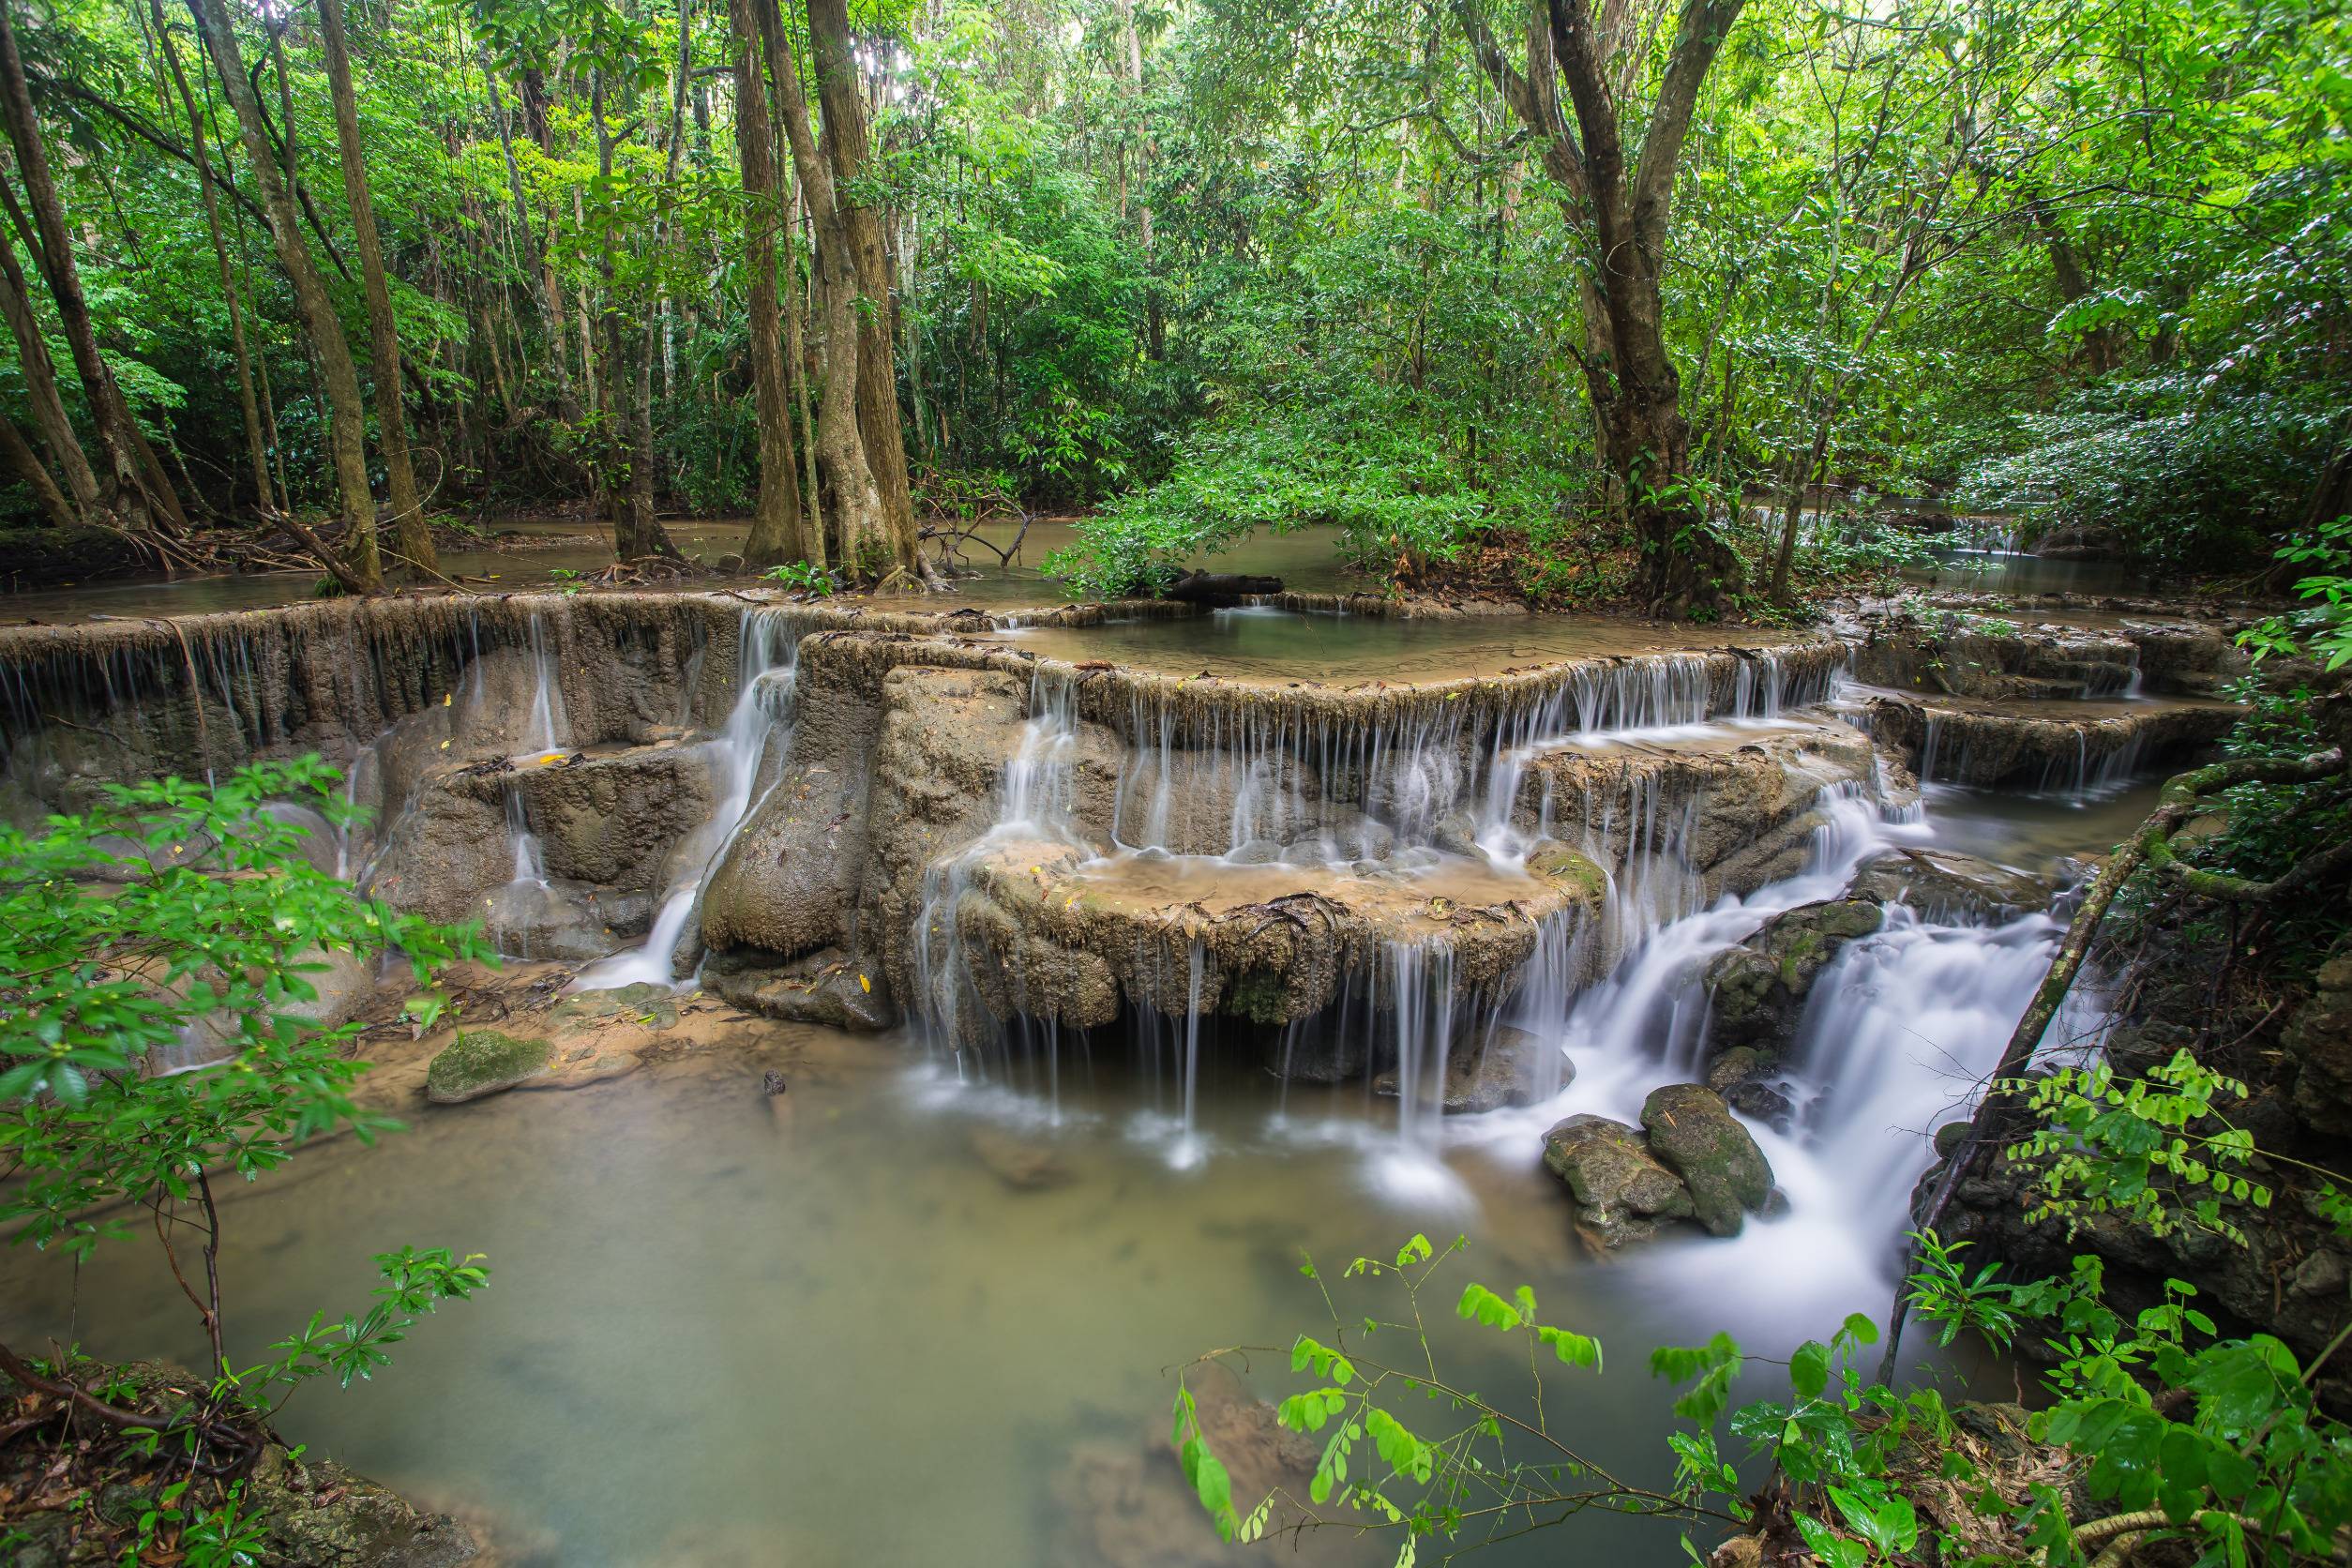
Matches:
[[589, 68, 679, 565], [786, 188, 824, 565], [0, 1, 171, 534], [730, 0, 807, 570], [152, 0, 273, 517], [0, 214, 96, 517], [478, 52, 572, 421], [1455, 0, 1747, 616], [760, 0, 896, 582], [0, 409, 76, 529], [805, 0, 927, 583], [316, 0, 435, 573], [187, 0, 382, 590]]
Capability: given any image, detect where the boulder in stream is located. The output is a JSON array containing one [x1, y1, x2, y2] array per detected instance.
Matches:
[[1371, 1026, 1562, 1114], [1640, 1084, 1778, 1237], [1541, 1114, 1696, 1250], [425, 1030, 553, 1103], [1846, 845, 2050, 925], [1700, 897, 1882, 1053]]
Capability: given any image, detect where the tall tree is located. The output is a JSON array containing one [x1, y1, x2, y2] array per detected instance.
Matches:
[[761, 0, 900, 582], [316, 0, 438, 574], [1458, 0, 1750, 613], [0, 214, 97, 520], [803, 0, 930, 583], [0, 0, 175, 535], [150, 0, 275, 517], [187, 0, 384, 590], [729, 0, 808, 569]]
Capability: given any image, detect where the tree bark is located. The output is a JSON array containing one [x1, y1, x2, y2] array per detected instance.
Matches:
[[316, 0, 435, 573], [730, 0, 807, 569], [761, 0, 896, 582], [804, 0, 929, 584], [0, 408, 75, 528], [187, 0, 381, 589], [153, 0, 273, 515], [0, 212, 95, 517], [0, 4, 171, 534]]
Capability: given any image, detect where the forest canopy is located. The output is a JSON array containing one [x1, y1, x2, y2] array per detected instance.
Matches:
[[0, 0, 2342, 609]]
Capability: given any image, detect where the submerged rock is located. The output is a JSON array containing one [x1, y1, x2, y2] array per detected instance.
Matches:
[[550, 981, 680, 1031], [1541, 1114, 1696, 1250], [1371, 1026, 1562, 1114], [970, 1125, 1072, 1190], [1640, 1084, 1777, 1237], [425, 1030, 552, 1103]]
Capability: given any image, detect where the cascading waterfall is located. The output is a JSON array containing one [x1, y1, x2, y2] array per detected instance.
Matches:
[[567, 607, 807, 990], [1387, 942, 1460, 1153], [910, 667, 1086, 1074]]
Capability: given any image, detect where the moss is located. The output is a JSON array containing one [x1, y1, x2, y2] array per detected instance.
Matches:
[[1224, 966, 1291, 1025], [425, 1029, 552, 1103]]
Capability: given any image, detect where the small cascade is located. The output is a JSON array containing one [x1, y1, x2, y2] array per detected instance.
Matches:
[[520, 612, 570, 755], [505, 787, 548, 886], [1387, 942, 1459, 1152], [910, 668, 1090, 1070], [567, 607, 807, 990], [1001, 669, 1081, 839], [1177, 939, 1207, 1167]]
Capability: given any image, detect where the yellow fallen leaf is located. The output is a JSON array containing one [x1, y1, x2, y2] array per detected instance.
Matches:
[[858, 973, 871, 993], [440, 739, 450, 749], [443, 693, 453, 707], [538, 752, 565, 765]]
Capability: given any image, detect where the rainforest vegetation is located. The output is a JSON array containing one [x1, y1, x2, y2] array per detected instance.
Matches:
[[0, 0, 2341, 609]]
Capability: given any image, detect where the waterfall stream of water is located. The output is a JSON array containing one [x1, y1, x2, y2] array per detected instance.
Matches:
[[566, 608, 807, 991]]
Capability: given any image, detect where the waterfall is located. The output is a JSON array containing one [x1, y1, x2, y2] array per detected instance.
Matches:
[[566, 607, 806, 991], [1388, 941, 1459, 1152], [910, 667, 1088, 1070], [520, 612, 570, 756]]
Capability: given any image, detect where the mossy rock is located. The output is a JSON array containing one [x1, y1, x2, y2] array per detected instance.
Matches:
[[1540, 1114, 1695, 1250], [425, 1029, 553, 1104], [1640, 1084, 1775, 1237]]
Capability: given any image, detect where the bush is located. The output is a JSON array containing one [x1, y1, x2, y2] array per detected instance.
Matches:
[[1959, 380, 2332, 575]]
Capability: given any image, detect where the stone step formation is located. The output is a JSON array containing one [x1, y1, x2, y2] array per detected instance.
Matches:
[[0, 590, 2259, 1248]]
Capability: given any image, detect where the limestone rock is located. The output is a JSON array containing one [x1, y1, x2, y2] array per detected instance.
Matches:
[[2287, 955, 2352, 1136], [1640, 1084, 1776, 1237], [703, 946, 894, 1031], [425, 1030, 552, 1103], [1541, 1114, 1695, 1250], [1701, 898, 1881, 1052], [1847, 846, 2049, 925]]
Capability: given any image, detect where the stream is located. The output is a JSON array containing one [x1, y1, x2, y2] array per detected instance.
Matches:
[[0, 585, 2206, 1565]]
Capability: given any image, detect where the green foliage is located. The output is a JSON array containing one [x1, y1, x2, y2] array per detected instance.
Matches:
[[2239, 518, 2352, 674], [1961, 385, 2334, 575], [121, 1475, 268, 1568], [0, 760, 497, 1430], [761, 561, 838, 596], [2003, 1050, 2270, 1244]]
